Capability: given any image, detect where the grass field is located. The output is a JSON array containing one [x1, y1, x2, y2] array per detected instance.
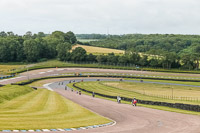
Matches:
[[125, 78, 200, 86], [68, 81, 200, 115], [0, 86, 111, 130], [0, 85, 33, 104], [72, 44, 125, 55], [4, 59, 200, 76], [72, 81, 200, 105], [0, 65, 26, 75]]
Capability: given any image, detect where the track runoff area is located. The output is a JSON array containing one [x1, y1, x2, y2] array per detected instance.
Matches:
[[0, 68, 200, 133]]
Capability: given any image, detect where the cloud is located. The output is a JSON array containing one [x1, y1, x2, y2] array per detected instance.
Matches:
[[0, 0, 200, 35]]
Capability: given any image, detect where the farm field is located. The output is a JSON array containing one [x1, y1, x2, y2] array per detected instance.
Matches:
[[77, 38, 100, 42], [72, 81, 200, 105], [72, 44, 125, 55], [0, 86, 111, 130]]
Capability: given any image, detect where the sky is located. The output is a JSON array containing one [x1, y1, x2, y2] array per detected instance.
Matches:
[[0, 0, 200, 35]]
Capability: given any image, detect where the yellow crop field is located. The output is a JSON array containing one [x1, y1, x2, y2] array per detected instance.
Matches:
[[72, 44, 125, 55]]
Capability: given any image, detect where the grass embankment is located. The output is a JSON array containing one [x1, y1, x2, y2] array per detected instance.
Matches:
[[8, 59, 200, 76], [0, 64, 25, 75], [0, 85, 33, 104], [125, 78, 200, 86], [69, 81, 200, 115], [0, 86, 110, 130], [72, 81, 200, 105]]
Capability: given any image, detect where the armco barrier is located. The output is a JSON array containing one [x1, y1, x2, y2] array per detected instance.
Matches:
[[12, 74, 200, 86], [73, 83, 200, 112], [0, 75, 15, 79], [0, 84, 4, 87]]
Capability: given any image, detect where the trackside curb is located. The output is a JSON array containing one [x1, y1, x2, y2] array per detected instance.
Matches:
[[0, 122, 115, 132]]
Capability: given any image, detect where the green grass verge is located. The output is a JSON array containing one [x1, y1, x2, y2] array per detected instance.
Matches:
[[7, 59, 200, 75], [73, 81, 200, 105], [68, 82, 200, 115], [125, 78, 200, 86], [0, 85, 34, 104], [0, 88, 111, 130]]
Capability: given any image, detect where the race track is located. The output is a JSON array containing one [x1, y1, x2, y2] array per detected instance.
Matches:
[[1, 68, 200, 133], [50, 79, 200, 133]]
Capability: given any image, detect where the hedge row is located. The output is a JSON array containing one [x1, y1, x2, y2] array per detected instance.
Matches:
[[73, 83, 200, 112]]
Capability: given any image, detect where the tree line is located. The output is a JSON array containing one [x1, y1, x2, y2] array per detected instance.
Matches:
[[65, 49, 181, 69], [78, 34, 200, 70], [0, 31, 76, 62], [1, 31, 200, 70]]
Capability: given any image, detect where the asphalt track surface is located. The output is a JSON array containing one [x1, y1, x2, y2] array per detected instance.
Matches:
[[1, 68, 200, 133], [50, 79, 200, 133]]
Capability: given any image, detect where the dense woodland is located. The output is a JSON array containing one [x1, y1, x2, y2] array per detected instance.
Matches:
[[0, 31, 77, 62], [0, 32, 200, 70], [78, 34, 200, 70]]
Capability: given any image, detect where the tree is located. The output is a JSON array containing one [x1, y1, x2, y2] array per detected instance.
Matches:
[[70, 47, 87, 62], [44, 37, 60, 58], [24, 31, 33, 40], [138, 55, 149, 66], [0, 38, 9, 62], [118, 55, 129, 64], [161, 52, 177, 69], [51, 31, 65, 42], [107, 53, 118, 64], [37, 32, 46, 38], [127, 49, 140, 65], [193, 45, 200, 69], [86, 53, 96, 62], [7, 31, 14, 36], [180, 53, 195, 70], [149, 58, 161, 68], [23, 39, 42, 62], [96, 55, 107, 63], [0, 31, 7, 37], [56, 42, 72, 61], [35, 38, 48, 59], [65, 31, 77, 44]]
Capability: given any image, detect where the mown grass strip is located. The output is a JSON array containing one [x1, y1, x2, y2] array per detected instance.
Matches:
[[74, 81, 200, 105], [7, 59, 200, 75], [0, 88, 111, 130], [70, 81, 200, 115], [0, 85, 34, 104]]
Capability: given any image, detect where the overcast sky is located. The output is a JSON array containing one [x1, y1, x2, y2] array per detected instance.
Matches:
[[0, 0, 200, 35]]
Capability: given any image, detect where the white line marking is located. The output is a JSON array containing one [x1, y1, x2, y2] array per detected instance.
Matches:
[[39, 72, 46, 74], [43, 83, 54, 91], [42, 129, 50, 132], [57, 129, 65, 131], [56, 69, 64, 71]]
